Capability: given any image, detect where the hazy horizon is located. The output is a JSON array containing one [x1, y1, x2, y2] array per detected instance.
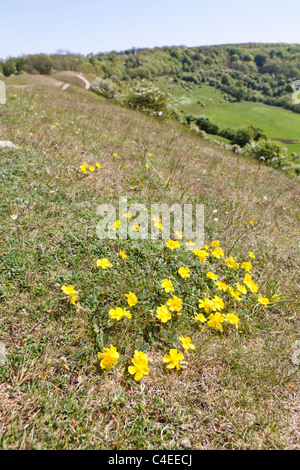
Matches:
[[2, 40, 300, 61]]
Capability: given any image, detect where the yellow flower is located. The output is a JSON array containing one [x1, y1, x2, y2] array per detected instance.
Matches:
[[89, 166, 95, 171], [113, 153, 117, 157], [61, 284, 77, 295], [167, 295, 182, 313], [145, 163, 149, 168], [128, 351, 150, 381], [225, 313, 240, 329], [119, 250, 127, 260], [243, 274, 258, 293], [112, 220, 120, 229], [166, 239, 181, 250], [226, 257, 237, 268], [98, 346, 119, 370], [258, 296, 269, 306], [96, 163, 101, 168], [125, 291, 138, 307], [211, 295, 225, 311], [211, 240, 220, 247], [152, 217, 161, 223], [249, 251, 255, 259], [55, 122, 60, 126], [148, 153, 152, 157], [198, 298, 214, 313], [133, 225, 140, 231], [123, 212, 132, 219], [215, 281, 229, 292], [207, 312, 225, 330], [160, 279, 174, 293], [154, 222, 163, 230], [179, 336, 195, 350], [194, 313, 207, 323], [204, 245, 210, 251], [270, 294, 279, 302], [109, 307, 132, 321], [236, 283, 247, 295], [249, 220, 255, 225], [156, 305, 172, 323], [248, 282, 258, 293], [178, 267, 190, 279], [207, 271, 218, 281], [228, 287, 242, 302], [61, 285, 79, 304], [175, 231, 183, 239], [96, 258, 112, 269], [79, 164, 87, 173], [212, 248, 224, 259], [163, 349, 184, 371], [193, 249, 208, 261], [70, 292, 79, 304], [241, 262, 252, 272]]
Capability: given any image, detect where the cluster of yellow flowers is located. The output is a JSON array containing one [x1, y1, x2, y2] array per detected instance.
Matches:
[[97, 334, 196, 380], [60, 226, 277, 382], [79, 162, 101, 173]]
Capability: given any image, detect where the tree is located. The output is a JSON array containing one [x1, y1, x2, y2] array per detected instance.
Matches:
[[254, 53, 267, 67]]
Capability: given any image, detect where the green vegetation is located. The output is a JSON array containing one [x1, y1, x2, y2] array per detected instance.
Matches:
[[2, 43, 300, 171], [2, 43, 300, 112], [0, 74, 299, 450]]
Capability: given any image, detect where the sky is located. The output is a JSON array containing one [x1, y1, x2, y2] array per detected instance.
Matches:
[[0, 0, 299, 59]]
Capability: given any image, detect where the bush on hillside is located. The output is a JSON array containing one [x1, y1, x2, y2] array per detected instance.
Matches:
[[91, 77, 118, 100], [23, 54, 57, 75], [196, 116, 219, 135], [123, 81, 169, 115], [243, 140, 286, 167]]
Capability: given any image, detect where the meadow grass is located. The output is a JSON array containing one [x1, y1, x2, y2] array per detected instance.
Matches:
[[166, 81, 300, 155], [0, 77, 299, 450]]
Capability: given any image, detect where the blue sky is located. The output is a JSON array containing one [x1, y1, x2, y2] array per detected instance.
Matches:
[[0, 0, 299, 58]]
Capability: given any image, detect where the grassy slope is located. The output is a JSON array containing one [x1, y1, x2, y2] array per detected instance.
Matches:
[[0, 76, 299, 450], [165, 81, 300, 155]]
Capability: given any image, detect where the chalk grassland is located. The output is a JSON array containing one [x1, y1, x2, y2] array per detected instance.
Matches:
[[163, 80, 300, 155], [0, 76, 299, 450]]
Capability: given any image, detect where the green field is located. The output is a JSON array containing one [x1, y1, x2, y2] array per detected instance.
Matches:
[[168, 83, 300, 155]]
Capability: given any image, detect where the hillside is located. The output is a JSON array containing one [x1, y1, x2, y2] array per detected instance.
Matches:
[[2, 43, 300, 112], [0, 74, 299, 450], [2, 44, 300, 170]]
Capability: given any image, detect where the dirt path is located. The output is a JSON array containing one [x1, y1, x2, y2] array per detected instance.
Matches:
[[6, 73, 90, 92], [74, 74, 90, 90]]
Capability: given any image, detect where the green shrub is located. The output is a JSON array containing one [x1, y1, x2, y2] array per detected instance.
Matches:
[[123, 81, 169, 115], [219, 127, 236, 141], [2, 58, 18, 76], [91, 78, 118, 100], [221, 74, 232, 86], [196, 116, 219, 135], [243, 140, 287, 167], [23, 54, 56, 75]]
